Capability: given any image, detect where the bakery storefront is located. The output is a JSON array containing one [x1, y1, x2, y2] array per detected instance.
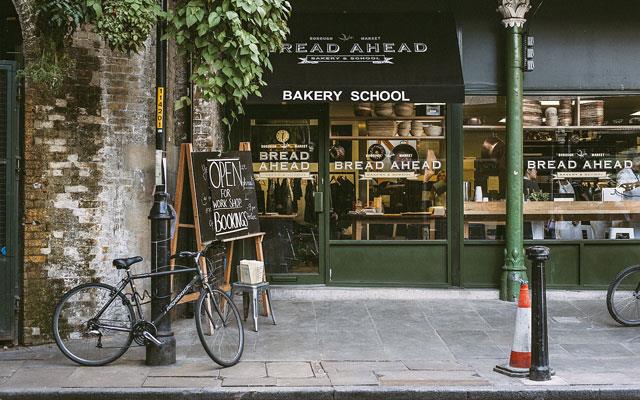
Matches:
[[232, 1, 640, 289]]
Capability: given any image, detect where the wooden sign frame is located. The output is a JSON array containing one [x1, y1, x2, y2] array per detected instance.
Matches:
[[170, 143, 269, 316]]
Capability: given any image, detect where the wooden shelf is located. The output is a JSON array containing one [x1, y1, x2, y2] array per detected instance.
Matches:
[[464, 125, 640, 131], [332, 116, 445, 122], [329, 135, 445, 140]]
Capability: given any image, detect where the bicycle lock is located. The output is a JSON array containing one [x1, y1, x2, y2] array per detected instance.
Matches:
[[146, 0, 176, 366], [526, 245, 552, 381]]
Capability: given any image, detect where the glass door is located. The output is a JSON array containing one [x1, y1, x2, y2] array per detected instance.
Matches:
[[242, 105, 328, 284]]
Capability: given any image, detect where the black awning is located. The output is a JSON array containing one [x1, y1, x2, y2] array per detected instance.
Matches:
[[251, 12, 464, 104]]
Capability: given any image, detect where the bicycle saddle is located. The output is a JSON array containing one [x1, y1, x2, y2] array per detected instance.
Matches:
[[113, 256, 143, 270]]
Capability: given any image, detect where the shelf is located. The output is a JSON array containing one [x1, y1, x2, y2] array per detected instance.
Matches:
[[330, 135, 445, 140], [464, 125, 640, 131], [332, 116, 445, 122]]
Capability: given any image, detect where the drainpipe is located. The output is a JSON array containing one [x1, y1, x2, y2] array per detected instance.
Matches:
[[497, 0, 530, 301]]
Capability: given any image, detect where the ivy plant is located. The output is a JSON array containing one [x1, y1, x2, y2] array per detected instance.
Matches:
[[34, 0, 88, 50], [20, 0, 86, 95], [87, 0, 163, 53], [165, 0, 291, 128]]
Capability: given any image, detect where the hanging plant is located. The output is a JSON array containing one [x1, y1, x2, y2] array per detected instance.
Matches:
[[17, 48, 74, 95], [19, 0, 86, 95], [34, 0, 88, 50], [87, 0, 163, 53], [165, 0, 291, 129]]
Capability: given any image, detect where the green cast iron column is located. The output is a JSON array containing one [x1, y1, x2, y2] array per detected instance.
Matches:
[[500, 24, 528, 301]]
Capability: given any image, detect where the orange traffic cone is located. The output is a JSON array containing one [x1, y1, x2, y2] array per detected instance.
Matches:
[[494, 282, 531, 377]]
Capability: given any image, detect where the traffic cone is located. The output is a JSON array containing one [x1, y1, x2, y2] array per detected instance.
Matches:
[[494, 282, 531, 377]]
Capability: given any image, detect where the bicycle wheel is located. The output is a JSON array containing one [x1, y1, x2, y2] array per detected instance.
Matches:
[[53, 283, 134, 366], [607, 265, 640, 326], [195, 288, 244, 367]]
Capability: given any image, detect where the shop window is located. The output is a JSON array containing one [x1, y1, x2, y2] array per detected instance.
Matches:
[[250, 119, 320, 274], [329, 103, 447, 241], [463, 95, 640, 241]]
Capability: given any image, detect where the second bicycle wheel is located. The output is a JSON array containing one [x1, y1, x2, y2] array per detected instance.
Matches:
[[52, 283, 134, 366], [195, 288, 244, 367], [607, 265, 640, 326]]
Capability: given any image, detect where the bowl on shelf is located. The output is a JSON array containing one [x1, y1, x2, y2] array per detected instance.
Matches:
[[425, 125, 443, 137], [354, 102, 373, 117], [394, 102, 415, 117], [374, 103, 395, 117]]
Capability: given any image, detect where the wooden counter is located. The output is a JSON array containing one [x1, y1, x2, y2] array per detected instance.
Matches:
[[464, 201, 640, 221]]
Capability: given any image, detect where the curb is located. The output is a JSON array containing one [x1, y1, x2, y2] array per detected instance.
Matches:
[[2, 386, 640, 400]]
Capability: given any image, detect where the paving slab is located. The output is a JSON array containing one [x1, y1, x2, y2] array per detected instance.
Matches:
[[402, 360, 474, 371], [321, 361, 407, 374], [561, 372, 633, 385], [275, 377, 332, 387], [221, 377, 277, 386], [3, 366, 77, 388], [146, 362, 220, 377], [377, 370, 490, 386], [560, 343, 636, 358], [520, 376, 569, 386], [0, 362, 23, 377], [266, 361, 314, 378], [327, 371, 379, 386], [63, 366, 148, 388], [218, 361, 266, 378], [143, 376, 221, 388]]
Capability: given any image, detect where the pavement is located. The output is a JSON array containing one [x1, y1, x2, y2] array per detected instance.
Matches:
[[2, 289, 640, 399]]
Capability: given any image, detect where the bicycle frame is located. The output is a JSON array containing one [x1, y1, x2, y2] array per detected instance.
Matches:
[[91, 266, 201, 333]]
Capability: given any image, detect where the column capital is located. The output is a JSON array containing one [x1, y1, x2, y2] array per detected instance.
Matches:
[[497, 0, 531, 28]]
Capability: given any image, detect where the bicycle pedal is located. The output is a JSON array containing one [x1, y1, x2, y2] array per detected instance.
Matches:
[[142, 331, 162, 346]]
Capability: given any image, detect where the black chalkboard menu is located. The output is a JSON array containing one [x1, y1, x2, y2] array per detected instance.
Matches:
[[190, 151, 260, 242]]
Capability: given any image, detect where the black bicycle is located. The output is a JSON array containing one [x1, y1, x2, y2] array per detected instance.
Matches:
[[607, 264, 640, 326], [52, 243, 244, 366]]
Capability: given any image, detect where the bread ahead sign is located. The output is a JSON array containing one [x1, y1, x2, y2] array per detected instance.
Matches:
[[283, 35, 428, 65], [253, 12, 464, 104]]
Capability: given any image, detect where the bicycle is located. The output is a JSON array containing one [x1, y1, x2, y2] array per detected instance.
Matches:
[[607, 264, 640, 326], [52, 242, 244, 367]]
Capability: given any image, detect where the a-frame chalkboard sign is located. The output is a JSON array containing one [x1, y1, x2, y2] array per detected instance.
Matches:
[[171, 143, 269, 315]]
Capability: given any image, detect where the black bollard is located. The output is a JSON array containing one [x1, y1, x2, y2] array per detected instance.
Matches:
[[526, 246, 551, 381]]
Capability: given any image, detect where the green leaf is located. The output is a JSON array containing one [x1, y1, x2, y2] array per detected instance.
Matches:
[[208, 12, 220, 27]]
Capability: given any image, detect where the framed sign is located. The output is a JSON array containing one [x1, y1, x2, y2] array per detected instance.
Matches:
[[191, 151, 260, 242]]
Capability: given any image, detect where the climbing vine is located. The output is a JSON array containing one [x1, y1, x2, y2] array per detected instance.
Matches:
[[26, 0, 290, 128], [165, 0, 291, 128], [87, 0, 162, 53]]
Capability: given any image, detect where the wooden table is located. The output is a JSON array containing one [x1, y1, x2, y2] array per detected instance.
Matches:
[[463, 201, 640, 238], [346, 213, 446, 240]]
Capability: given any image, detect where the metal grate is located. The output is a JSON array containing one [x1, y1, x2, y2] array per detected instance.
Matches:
[[203, 242, 226, 290]]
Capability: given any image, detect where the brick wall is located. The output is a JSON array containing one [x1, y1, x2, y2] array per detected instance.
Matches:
[[11, 0, 188, 344], [10, 0, 219, 344]]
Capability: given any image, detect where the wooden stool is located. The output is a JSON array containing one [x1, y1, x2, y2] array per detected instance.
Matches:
[[232, 282, 276, 332]]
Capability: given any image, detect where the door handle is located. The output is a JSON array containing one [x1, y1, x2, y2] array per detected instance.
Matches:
[[313, 192, 323, 213]]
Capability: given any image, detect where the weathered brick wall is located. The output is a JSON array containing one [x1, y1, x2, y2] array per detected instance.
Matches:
[[192, 94, 224, 151], [12, 0, 172, 345], [10, 0, 218, 345]]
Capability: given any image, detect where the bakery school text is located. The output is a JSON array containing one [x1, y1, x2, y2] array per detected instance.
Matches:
[[282, 90, 410, 102]]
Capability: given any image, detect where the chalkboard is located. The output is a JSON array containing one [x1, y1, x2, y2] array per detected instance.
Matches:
[[190, 151, 260, 242]]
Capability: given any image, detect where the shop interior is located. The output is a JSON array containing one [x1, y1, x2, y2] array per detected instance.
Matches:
[[463, 95, 640, 241]]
